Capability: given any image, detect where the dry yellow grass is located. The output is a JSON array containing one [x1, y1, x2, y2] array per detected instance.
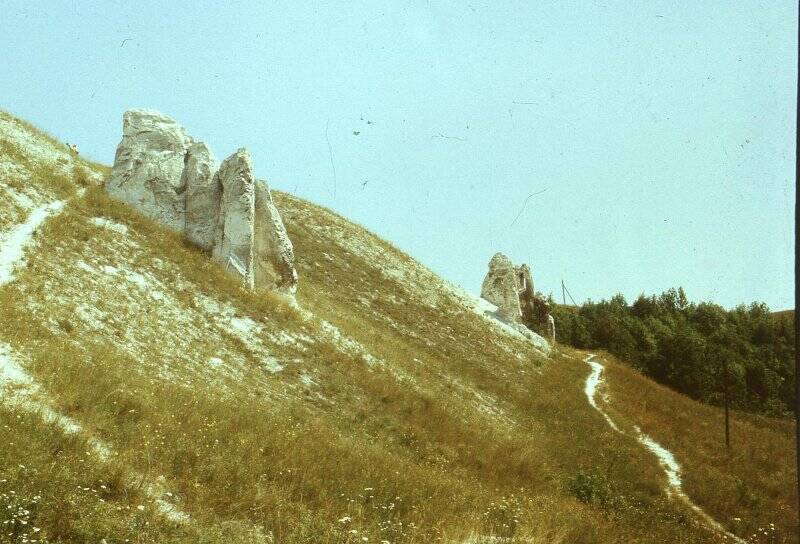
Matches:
[[594, 349, 796, 543], [0, 111, 795, 543]]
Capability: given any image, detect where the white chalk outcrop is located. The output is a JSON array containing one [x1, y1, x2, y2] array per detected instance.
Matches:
[[480, 252, 555, 343], [254, 180, 298, 290], [480, 253, 522, 322], [107, 110, 193, 231], [183, 142, 219, 250], [212, 149, 256, 288], [106, 109, 297, 293], [546, 314, 556, 343]]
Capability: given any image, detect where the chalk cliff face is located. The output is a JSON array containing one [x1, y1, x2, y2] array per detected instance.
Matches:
[[480, 252, 522, 322], [183, 142, 219, 251], [106, 110, 193, 231], [480, 252, 554, 341], [106, 109, 297, 293], [212, 149, 256, 289], [253, 181, 298, 291]]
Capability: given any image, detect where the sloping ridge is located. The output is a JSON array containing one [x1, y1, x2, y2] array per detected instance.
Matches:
[[0, 110, 564, 543], [0, 109, 787, 543]]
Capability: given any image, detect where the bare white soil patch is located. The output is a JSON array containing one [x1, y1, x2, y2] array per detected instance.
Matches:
[[0, 343, 188, 523], [0, 114, 72, 173], [459, 291, 551, 354], [0, 200, 64, 285], [90, 216, 129, 235]]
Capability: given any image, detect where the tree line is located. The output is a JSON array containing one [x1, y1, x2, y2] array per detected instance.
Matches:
[[550, 288, 795, 417]]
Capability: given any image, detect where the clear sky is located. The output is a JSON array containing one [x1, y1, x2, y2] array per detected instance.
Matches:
[[1, 1, 795, 309]]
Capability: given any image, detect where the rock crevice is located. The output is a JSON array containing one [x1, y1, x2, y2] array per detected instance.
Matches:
[[183, 142, 220, 251], [106, 109, 297, 293]]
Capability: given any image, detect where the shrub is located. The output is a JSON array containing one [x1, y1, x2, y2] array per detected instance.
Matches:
[[566, 470, 621, 510]]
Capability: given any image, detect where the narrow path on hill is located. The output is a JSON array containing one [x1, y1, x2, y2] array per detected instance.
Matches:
[[0, 199, 65, 285], [582, 354, 746, 543], [0, 185, 90, 286], [0, 195, 190, 524]]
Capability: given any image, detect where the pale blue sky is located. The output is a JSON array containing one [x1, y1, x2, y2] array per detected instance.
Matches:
[[2, 1, 795, 309]]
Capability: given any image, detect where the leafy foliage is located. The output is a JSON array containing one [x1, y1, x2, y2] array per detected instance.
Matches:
[[566, 470, 619, 508], [552, 288, 795, 416]]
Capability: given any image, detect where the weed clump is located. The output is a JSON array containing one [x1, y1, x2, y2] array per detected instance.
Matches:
[[566, 470, 624, 510]]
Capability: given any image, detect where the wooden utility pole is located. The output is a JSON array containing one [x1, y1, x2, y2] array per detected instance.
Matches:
[[562, 279, 566, 305], [723, 356, 730, 449]]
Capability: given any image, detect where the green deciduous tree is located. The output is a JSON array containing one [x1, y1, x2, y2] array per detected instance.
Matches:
[[552, 288, 794, 417]]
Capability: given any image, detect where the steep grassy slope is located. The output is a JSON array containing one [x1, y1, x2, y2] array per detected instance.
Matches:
[[598, 350, 796, 541], [0, 110, 795, 543]]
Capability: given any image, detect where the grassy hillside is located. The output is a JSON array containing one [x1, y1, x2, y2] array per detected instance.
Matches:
[[0, 110, 796, 543], [598, 350, 797, 541]]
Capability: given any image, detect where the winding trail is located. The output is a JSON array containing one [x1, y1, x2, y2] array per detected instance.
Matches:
[[0, 197, 189, 524], [0, 200, 64, 285], [582, 354, 745, 543], [584, 358, 620, 433]]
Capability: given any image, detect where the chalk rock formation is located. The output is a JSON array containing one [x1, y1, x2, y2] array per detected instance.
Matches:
[[213, 149, 256, 289], [254, 181, 298, 292], [107, 109, 193, 231], [183, 142, 219, 250], [546, 314, 556, 343], [480, 253, 555, 342], [481, 253, 522, 322], [106, 109, 297, 293], [516, 264, 536, 326]]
